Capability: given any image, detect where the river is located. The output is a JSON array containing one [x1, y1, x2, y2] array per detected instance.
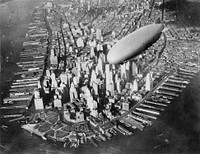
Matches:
[[1, 0, 200, 154]]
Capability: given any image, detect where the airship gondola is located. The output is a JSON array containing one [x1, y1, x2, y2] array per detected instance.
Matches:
[[107, 23, 165, 64]]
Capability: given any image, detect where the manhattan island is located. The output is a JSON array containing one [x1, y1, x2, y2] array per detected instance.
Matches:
[[2, 0, 200, 149]]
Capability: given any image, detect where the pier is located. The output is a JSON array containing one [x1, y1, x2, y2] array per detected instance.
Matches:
[[1, 0, 200, 150]]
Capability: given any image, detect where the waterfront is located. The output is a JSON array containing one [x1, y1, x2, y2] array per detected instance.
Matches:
[[1, 73, 200, 153], [1, 0, 200, 153]]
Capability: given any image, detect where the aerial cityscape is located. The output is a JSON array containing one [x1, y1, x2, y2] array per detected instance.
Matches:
[[1, 0, 200, 153]]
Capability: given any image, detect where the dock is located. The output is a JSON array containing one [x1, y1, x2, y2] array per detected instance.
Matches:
[[1, 0, 200, 149]]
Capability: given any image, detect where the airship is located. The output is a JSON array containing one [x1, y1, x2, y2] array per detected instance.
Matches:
[[107, 23, 165, 64]]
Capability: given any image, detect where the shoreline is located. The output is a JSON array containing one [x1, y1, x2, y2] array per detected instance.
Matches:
[[1, 0, 200, 153]]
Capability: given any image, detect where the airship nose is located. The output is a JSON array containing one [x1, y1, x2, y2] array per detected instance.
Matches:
[[107, 51, 116, 64]]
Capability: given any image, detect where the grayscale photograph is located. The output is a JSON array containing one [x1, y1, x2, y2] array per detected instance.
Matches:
[[0, 0, 200, 153]]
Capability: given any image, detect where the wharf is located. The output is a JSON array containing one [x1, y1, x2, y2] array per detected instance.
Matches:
[[19, 65, 199, 148], [98, 66, 199, 134], [3, 95, 33, 104], [2, 0, 200, 149], [1, 6, 47, 120], [144, 100, 168, 107]]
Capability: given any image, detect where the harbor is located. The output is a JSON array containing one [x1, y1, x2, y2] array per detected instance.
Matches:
[[1, 0, 200, 153]]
